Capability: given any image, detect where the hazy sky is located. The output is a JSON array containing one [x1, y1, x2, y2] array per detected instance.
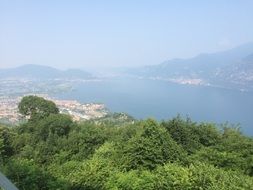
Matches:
[[0, 0, 253, 70]]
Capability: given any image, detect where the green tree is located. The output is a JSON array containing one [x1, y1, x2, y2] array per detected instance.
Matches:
[[155, 163, 192, 189], [162, 116, 201, 154], [120, 119, 186, 170], [67, 142, 118, 189], [215, 127, 253, 176], [18, 96, 59, 122], [189, 163, 253, 190], [0, 126, 15, 163], [189, 147, 247, 173], [106, 170, 156, 190], [1, 111, 253, 190], [37, 114, 73, 140], [61, 123, 108, 160], [162, 117, 222, 153], [2, 158, 68, 190], [193, 123, 221, 147]]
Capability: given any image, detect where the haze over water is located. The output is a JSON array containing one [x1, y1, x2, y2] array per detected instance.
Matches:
[[57, 78, 253, 136], [1, 1, 253, 135]]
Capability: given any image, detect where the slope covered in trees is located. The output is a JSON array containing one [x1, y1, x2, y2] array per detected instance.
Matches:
[[0, 96, 253, 189]]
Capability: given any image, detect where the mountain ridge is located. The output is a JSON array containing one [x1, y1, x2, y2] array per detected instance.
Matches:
[[0, 64, 93, 79], [128, 42, 253, 91]]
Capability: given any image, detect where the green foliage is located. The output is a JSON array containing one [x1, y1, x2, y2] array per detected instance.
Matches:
[[1, 99, 253, 190], [189, 147, 250, 174], [0, 126, 15, 162], [218, 127, 253, 155], [162, 116, 222, 154], [155, 163, 191, 190], [193, 123, 221, 147], [188, 163, 253, 190], [106, 162, 253, 190], [61, 123, 109, 160], [66, 142, 119, 189], [216, 127, 253, 176], [91, 112, 135, 127], [37, 114, 73, 140], [18, 95, 59, 122], [120, 119, 186, 170], [47, 160, 81, 189], [106, 170, 156, 190], [162, 116, 201, 153], [11, 132, 35, 155], [1, 158, 68, 190], [0, 137, 4, 163]]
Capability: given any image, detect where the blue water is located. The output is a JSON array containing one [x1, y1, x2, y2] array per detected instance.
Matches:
[[57, 77, 253, 136]]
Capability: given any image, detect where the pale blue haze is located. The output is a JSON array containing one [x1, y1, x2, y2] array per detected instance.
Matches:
[[1, 0, 253, 70]]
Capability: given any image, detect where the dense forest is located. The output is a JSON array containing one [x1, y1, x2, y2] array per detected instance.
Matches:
[[0, 96, 253, 189]]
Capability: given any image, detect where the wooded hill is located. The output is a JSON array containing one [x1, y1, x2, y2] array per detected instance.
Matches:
[[0, 96, 252, 189]]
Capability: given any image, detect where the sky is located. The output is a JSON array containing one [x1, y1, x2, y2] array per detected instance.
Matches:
[[0, 0, 253, 70]]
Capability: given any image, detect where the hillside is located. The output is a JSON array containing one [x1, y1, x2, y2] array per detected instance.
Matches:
[[217, 53, 253, 89], [0, 64, 93, 79], [0, 96, 252, 189], [129, 42, 253, 90]]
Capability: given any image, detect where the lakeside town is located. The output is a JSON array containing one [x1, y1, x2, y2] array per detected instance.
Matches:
[[0, 94, 108, 125], [0, 77, 110, 124]]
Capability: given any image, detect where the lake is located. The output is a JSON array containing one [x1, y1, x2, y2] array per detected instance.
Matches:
[[57, 77, 253, 136]]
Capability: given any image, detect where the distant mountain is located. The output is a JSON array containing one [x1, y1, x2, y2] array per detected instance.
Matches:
[[129, 42, 253, 90], [216, 53, 253, 89], [0, 64, 93, 79]]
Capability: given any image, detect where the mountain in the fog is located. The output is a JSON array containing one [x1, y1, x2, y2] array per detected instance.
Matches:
[[0, 64, 93, 79], [217, 52, 253, 89], [129, 42, 253, 90]]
